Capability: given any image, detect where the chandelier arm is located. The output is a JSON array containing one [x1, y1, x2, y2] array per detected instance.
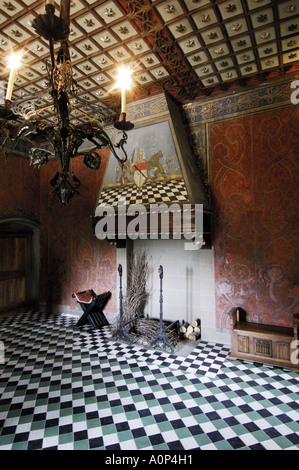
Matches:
[[91, 127, 128, 165], [86, 136, 102, 149], [10, 88, 52, 119], [69, 92, 114, 124], [16, 123, 36, 140], [16, 120, 55, 152], [113, 131, 129, 164], [11, 88, 52, 106], [37, 131, 57, 156], [76, 146, 102, 158], [32, 146, 55, 159]]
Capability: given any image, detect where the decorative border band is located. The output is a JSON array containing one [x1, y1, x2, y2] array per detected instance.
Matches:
[[182, 76, 299, 124]]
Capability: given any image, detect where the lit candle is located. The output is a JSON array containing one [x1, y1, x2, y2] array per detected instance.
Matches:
[[121, 87, 126, 114], [116, 66, 132, 115], [6, 67, 16, 101], [5, 52, 22, 101]]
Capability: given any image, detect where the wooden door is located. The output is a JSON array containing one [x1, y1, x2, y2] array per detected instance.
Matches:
[[0, 232, 32, 312]]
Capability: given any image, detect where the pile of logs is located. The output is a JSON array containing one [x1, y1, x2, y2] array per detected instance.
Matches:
[[180, 318, 201, 341]]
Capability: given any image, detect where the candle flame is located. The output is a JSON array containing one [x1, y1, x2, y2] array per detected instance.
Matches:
[[7, 51, 23, 71], [115, 66, 133, 90]]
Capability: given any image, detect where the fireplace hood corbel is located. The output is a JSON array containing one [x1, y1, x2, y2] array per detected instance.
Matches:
[[93, 92, 212, 248]]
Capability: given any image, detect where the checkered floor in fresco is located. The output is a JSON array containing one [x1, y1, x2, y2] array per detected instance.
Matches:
[[97, 179, 189, 207], [0, 312, 298, 450]]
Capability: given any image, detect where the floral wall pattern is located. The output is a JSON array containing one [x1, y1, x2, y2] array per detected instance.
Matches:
[[211, 106, 299, 329]]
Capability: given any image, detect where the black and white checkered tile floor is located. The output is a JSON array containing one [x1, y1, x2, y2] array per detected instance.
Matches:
[[72, 324, 230, 378], [0, 312, 298, 450]]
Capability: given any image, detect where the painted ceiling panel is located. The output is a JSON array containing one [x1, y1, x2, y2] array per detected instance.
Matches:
[[0, 0, 297, 124]]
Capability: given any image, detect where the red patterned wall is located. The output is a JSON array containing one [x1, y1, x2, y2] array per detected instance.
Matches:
[[0, 154, 40, 218], [211, 106, 299, 329], [39, 150, 117, 317]]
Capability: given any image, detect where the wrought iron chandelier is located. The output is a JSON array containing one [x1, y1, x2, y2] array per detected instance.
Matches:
[[0, 0, 134, 205]]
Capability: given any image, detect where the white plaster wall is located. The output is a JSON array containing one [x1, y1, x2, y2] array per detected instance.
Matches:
[[133, 239, 230, 345]]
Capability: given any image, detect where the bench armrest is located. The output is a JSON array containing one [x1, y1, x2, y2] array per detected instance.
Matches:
[[228, 308, 247, 329], [228, 308, 238, 328]]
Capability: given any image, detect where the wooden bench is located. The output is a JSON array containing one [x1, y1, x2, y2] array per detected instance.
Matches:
[[228, 308, 299, 371]]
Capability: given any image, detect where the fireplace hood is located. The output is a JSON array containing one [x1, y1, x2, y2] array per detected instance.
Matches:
[[94, 92, 212, 247]]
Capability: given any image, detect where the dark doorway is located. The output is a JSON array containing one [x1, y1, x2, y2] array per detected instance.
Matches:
[[0, 231, 32, 312], [0, 218, 40, 313]]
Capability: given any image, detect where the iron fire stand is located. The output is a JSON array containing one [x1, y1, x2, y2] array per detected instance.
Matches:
[[150, 265, 175, 354]]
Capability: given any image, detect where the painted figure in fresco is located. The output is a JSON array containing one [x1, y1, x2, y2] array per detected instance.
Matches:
[[147, 150, 166, 180], [133, 149, 148, 189], [118, 147, 166, 189], [118, 149, 134, 186]]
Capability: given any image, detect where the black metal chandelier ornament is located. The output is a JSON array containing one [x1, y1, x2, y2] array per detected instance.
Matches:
[[0, 0, 134, 205]]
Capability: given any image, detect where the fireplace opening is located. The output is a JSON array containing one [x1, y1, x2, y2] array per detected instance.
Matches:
[[112, 242, 204, 355]]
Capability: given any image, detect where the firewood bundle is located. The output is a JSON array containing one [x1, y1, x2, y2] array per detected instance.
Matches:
[[180, 319, 201, 341], [113, 250, 150, 334], [131, 318, 179, 347]]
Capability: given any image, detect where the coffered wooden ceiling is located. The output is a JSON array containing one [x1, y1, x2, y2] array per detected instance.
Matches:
[[0, 0, 298, 125]]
